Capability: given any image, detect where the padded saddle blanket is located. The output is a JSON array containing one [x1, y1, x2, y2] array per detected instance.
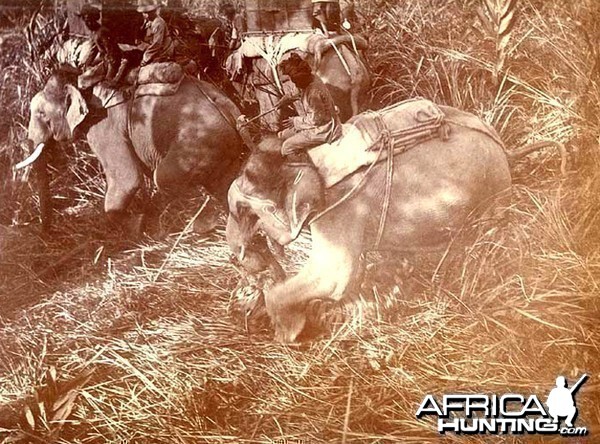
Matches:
[[91, 62, 184, 108], [137, 62, 183, 85], [308, 98, 502, 188]]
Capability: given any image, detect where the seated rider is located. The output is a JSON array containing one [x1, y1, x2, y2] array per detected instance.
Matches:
[[247, 53, 342, 245], [78, 4, 129, 87], [277, 53, 342, 159], [218, 1, 246, 51], [312, 0, 341, 34], [137, 1, 175, 67]]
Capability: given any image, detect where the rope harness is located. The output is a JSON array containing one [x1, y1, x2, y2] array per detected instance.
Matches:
[[343, 28, 360, 57], [329, 39, 352, 77], [373, 112, 394, 249], [123, 74, 238, 152], [309, 100, 447, 248]]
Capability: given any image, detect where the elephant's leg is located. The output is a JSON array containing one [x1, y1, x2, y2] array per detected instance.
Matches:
[[87, 122, 145, 236], [265, 219, 365, 342], [33, 151, 52, 233], [104, 168, 143, 235]]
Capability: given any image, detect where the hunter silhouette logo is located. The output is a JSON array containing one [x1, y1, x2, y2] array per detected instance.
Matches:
[[416, 374, 589, 436], [546, 374, 587, 428]]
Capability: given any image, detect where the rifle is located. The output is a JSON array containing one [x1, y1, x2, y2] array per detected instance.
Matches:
[[569, 374, 588, 395], [237, 94, 300, 127], [239, 103, 282, 126]]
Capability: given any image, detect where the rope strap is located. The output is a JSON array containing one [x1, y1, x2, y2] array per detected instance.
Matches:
[[373, 112, 394, 249], [329, 39, 352, 77], [309, 107, 447, 241]]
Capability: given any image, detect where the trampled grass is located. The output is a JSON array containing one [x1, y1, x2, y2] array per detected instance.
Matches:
[[0, 1, 599, 442]]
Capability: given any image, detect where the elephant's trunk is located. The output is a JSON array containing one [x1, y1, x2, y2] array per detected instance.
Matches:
[[35, 148, 52, 232], [226, 212, 256, 263]]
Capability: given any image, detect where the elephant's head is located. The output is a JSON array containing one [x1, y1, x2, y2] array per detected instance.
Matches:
[[28, 72, 88, 145], [226, 209, 287, 282], [226, 135, 323, 280], [18, 72, 89, 229], [226, 184, 285, 281], [226, 139, 294, 280]]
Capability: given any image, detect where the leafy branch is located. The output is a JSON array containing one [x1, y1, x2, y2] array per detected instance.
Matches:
[[476, 0, 518, 83]]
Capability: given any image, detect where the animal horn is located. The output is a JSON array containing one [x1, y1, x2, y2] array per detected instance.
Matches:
[[239, 245, 246, 262], [14, 142, 45, 170]]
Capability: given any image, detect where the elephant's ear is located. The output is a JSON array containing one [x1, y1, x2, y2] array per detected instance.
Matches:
[[227, 179, 244, 220], [284, 168, 324, 240], [286, 189, 315, 240], [227, 180, 260, 234], [64, 84, 88, 135]]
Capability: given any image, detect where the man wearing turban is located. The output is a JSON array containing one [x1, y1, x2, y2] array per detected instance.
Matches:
[[277, 53, 342, 159]]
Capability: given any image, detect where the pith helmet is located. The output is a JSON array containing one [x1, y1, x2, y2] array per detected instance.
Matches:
[[137, 0, 160, 13]]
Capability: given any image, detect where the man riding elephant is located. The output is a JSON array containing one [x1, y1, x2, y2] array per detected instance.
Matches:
[[235, 54, 343, 246], [217, 1, 246, 51], [78, 4, 129, 87], [278, 53, 342, 157], [137, 1, 175, 67], [19, 69, 244, 235]]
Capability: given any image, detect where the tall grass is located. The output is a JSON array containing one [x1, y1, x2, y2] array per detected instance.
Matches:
[[365, 0, 591, 155], [0, 1, 599, 442]]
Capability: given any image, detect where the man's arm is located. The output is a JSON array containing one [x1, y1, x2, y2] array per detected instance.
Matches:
[[293, 89, 333, 130]]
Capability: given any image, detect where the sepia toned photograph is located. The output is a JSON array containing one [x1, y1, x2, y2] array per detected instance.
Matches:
[[0, 0, 598, 442]]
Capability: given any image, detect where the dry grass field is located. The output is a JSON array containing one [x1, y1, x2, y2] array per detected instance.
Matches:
[[0, 0, 599, 442]]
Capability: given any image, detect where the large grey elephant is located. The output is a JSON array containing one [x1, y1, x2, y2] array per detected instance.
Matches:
[[225, 103, 568, 343], [20, 71, 244, 232], [249, 35, 370, 131]]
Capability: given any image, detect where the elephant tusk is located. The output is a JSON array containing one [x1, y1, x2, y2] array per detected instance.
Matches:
[[239, 245, 246, 262], [14, 142, 45, 170]]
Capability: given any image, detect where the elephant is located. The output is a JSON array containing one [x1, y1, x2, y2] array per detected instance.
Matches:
[[19, 70, 244, 233], [225, 103, 568, 343], [247, 35, 370, 131]]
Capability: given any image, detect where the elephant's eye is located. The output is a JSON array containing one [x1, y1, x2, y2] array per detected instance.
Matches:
[[37, 110, 50, 124]]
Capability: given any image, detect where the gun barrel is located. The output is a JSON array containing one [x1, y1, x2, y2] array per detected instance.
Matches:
[[569, 374, 588, 394]]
